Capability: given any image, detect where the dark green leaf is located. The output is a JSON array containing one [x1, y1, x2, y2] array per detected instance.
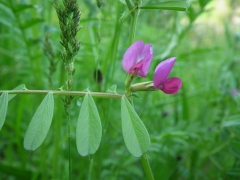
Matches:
[[76, 93, 102, 156], [13, 4, 35, 13], [8, 84, 25, 101], [140, 1, 190, 12], [187, 5, 196, 22], [24, 92, 54, 151], [0, 1, 9, 7], [0, 162, 33, 179], [22, 18, 44, 29], [121, 96, 150, 157], [229, 140, 240, 159], [198, 0, 210, 9], [0, 92, 8, 130], [227, 168, 240, 177]]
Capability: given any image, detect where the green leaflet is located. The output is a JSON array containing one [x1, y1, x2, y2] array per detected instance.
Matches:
[[121, 96, 150, 157], [76, 93, 102, 156], [118, 0, 126, 5], [0, 92, 8, 130], [106, 84, 118, 94], [24, 92, 54, 151], [140, 1, 190, 12]]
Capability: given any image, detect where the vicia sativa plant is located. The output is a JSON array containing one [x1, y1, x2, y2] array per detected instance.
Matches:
[[0, 0, 190, 179]]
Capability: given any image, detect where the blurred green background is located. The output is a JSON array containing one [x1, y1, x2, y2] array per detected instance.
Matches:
[[0, 0, 240, 179]]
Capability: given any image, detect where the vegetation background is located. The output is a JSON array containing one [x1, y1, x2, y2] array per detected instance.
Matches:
[[0, 0, 240, 179]]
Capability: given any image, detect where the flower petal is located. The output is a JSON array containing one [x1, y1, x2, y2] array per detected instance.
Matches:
[[122, 41, 153, 77], [153, 57, 176, 88], [140, 44, 153, 77], [122, 41, 145, 74], [160, 77, 182, 94]]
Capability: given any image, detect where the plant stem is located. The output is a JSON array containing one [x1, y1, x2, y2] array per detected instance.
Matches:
[[0, 90, 122, 99], [124, 74, 134, 98], [125, 0, 133, 10], [124, 1, 155, 179], [129, 10, 138, 45], [141, 154, 155, 180], [67, 114, 72, 180], [127, 0, 140, 45], [88, 157, 94, 180]]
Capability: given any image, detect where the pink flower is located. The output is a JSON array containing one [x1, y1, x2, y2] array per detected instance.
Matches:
[[122, 40, 153, 77], [154, 57, 182, 94], [231, 89, 239, 96]]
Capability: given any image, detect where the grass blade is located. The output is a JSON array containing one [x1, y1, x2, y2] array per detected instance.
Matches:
[[140, 1, 190, 12]]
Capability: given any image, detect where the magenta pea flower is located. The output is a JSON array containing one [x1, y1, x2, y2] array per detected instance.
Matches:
[[122, 40, 153, 77], [154, 57, 182, 94]]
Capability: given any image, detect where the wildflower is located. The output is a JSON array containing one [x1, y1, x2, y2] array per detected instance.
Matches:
[[153, 57, 182, 94], [230, 89, 239, 96], [122, 40, 153, 77]]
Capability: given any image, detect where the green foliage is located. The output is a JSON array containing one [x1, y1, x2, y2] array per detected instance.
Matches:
[[0, 0, 240, 179], [0, 163, 33, 179], [76, 93, 102, 156], [22, 18, 44, 29], [121, 96, 150, 157], [106, 84, 118, 94], [24, 92, 54, 151], [140, 1, 190, 11], [0, 84, 25, 130], [0, 92, 8, 130]]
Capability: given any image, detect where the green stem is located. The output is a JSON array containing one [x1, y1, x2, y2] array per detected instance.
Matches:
[[88, 157, 94, 180], [0, 90, 122, 99], [128, 10, 139, 45], [127, 0, 141, 45], [53, 99, 61, 179], [67, 114, 72, 180], [125, 0, 133, 10], [124, 1, 154, 179], [141, 154, 155, 180], [124, 74, 134, 98]]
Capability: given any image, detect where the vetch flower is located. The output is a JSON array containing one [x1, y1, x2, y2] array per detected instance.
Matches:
[[231, 89, 239, 97], [154, 57, 182, 94], [122, 40, 153, 77]]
